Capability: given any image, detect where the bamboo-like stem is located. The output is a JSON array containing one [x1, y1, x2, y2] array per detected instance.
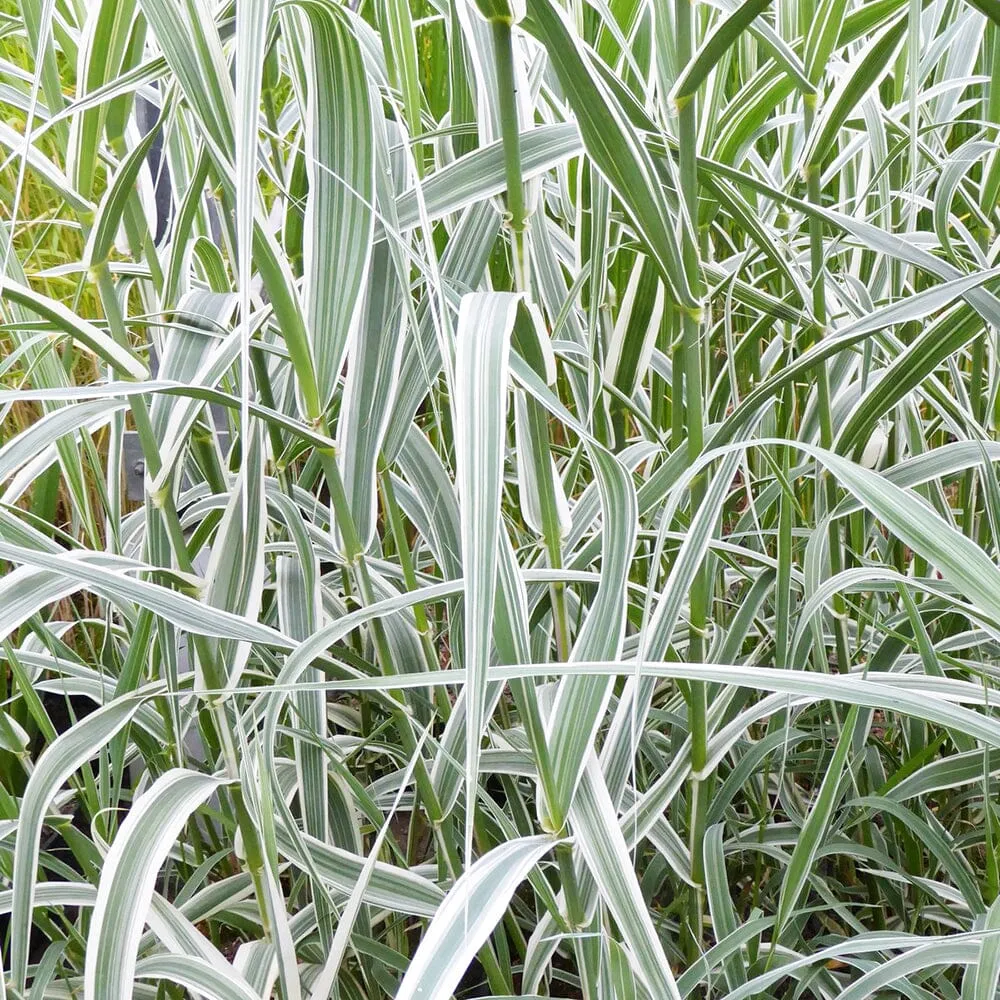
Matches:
[[907, 0, 920, 233], [675, 0, 711, 961], [493, 19, 527, 236], [493, 20, 582, 969], [492, 14, 573, 663], [803, 101, 851, 676]]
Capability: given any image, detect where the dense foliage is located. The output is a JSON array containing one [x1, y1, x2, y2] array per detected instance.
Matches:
[[2, 0, 1000, 997]]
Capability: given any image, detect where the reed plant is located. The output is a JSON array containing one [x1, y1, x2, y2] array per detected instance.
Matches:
[[2, 0, 1000, 997]]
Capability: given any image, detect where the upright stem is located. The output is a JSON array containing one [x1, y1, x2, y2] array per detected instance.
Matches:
[[803, 106, 834, 452], [907, 0, 920, 233], [493, 15, 571, 662], [804, 102, 851, 675], [493, 16, 531, 298], [676, 0, 710, 960], [671, 310, 686, 449], [493, 19, 527, 236], [493, 22, 588, 974]]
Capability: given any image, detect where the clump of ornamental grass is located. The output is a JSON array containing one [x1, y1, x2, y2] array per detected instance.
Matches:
[[2, 0, 1000, 998]]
